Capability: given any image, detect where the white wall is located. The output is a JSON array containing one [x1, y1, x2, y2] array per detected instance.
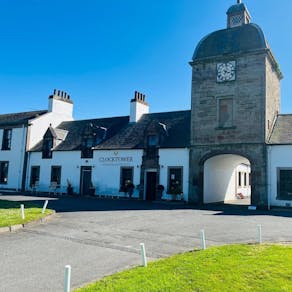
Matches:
[[28, 110, 73, 149], [159, 148, 189, 201], [48, 98, 73, 119], [130, 101, 149, 123], [236, 164, 251, 198], [204, 154, 250, 203], [27, 149, 143, 197], [268, 145, 292, 207], [0, 126, 27, 190]]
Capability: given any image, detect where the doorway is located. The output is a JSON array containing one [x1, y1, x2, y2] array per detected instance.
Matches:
[[145, 171, 157, 201], [80, 166, 92, 195], [203, 154, 251, 205]]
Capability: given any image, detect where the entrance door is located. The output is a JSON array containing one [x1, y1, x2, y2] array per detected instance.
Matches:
[[80, 166, 92, 195], [146, 171, 157, 201]]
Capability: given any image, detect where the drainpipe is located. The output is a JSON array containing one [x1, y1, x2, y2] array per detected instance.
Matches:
[[21, 123, 30, 192], [18, 124, 26, 191], [267, 146, 271, 210]]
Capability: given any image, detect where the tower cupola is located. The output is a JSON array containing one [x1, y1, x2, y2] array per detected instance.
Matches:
[[227, 0, 251, 28]]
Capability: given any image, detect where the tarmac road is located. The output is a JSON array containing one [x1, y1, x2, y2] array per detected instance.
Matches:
[[1, 194, 292, 292]]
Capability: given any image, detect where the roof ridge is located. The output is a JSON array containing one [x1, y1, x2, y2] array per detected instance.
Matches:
[[0, 109, 47, 117]]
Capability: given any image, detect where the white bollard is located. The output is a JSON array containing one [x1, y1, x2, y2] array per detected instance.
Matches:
[[20, 204, 25, 220], [64, 265, 71, 292], [140, 243, 147, 267], [42, 200, 49, 214], [257, 224, 262, 244], [200, 229, 206, 250]]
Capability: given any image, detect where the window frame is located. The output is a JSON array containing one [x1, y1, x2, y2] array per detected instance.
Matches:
[[217, 97, 234, 129], [0, 161, 9, 184], [50, 166, 62, 186], [147, 135, 159, 147], [81, 137, 94, 159], [2, 129, 12, 151], [277, 167, 292, 200], [30, 166, 40, 187], [42, 137, 53, 159], [119, 167, 134, 192], [167, 166, 183, 194], [238, 171, 242, 187]]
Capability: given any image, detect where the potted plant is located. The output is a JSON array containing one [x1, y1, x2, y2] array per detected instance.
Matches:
[[89, 181, 96, 196], [168, 183, 183, 200], [126, 181, 135, 199], [67, 179, 73, 195], [156, 184, 165, 200]]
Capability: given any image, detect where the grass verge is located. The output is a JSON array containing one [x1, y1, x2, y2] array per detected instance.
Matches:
[[0, 199, 54, 227], [75, 244, 292, 292]]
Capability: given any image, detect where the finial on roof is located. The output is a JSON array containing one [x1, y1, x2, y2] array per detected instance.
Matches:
[[237, 0, 242, 3]]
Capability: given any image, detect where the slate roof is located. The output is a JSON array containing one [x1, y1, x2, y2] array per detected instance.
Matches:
[[192, 23, 268, 61], [269, 115, 292, 144], [0, 110, 47, 127], [30, 110, 190, 151]]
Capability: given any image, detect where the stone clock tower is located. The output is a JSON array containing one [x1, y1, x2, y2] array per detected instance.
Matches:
[[189, 1, 283, 208]]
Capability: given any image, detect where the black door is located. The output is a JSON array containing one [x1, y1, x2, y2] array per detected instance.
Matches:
[[146, 172, 157, 201], [80, 166, 92, 195]]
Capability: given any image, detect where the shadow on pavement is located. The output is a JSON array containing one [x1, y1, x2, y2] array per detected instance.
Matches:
[[0, 192, 292, 218]]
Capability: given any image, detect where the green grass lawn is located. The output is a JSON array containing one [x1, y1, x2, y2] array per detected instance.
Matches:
[[75, 244, 292, 292], [0, 199, 54, 227]]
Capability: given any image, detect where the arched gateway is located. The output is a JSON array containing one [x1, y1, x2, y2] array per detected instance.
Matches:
[[188, 2, 283, 208]]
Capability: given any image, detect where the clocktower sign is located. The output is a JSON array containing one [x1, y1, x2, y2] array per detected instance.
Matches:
[[188, 2, 283, 208]]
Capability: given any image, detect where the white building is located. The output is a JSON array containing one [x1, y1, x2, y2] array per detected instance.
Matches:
[[26, 91, 191, 201], [2, 1, 292, 208], [0, 90, 73, 192]]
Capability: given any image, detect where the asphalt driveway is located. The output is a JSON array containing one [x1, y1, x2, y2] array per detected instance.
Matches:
[[1, 194, 292, 292]]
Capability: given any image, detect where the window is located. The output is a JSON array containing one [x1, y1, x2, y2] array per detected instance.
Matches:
[[42, 138, 53, 159], [51, 166, 61, 186], [277, 169, 292, 200], [244, 173, 247, 187], [238, 172, 242, 187], [30, 166, 40, 187], [2, 129, 12, 150], [218, 98, 233, 128], [81, 137, 94, 158], [168, 167, 183, 194], [147, 135, 159, 147], [0, 161, 9, 184], [120, 167, 134, 192]]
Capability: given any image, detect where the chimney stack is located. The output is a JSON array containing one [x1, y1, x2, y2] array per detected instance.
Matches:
[[48, 88, 74, 119], [130, 91, 149, 123]]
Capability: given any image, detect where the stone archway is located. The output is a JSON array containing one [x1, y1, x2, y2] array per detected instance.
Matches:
[[203, 154, 251, 204], [188, 145, 268, 208]]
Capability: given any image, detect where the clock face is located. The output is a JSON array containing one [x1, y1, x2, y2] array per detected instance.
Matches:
[[217, 61, 236, 82]]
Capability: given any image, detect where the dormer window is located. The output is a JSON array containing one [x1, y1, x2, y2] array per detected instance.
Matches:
[[42, 127, 57, 159], [42, 137, 53, 159], [81, 137, 94, 158], [147, 135, 159, 147], [2, 129, 12, 150], [81, 124, 107, 159]]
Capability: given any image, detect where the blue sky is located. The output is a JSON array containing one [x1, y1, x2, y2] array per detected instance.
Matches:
[[0, 0, 291, 119]]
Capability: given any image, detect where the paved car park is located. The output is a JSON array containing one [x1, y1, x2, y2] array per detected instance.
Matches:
[[1, 194, 292, 292]]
